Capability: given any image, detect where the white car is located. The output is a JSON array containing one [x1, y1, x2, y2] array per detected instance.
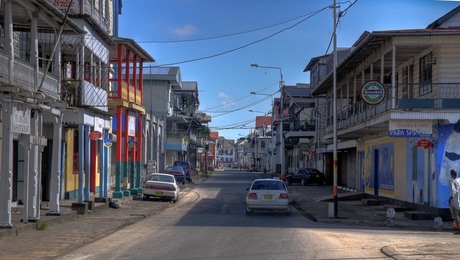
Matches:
[[245, 179, 291, 215], [143, 173, 180, 202]]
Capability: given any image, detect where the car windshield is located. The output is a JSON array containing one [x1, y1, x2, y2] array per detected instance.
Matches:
[[148, 174, 174, 183], [307, 168, 321, 174], [251, 180, 286, 190], [165, 166, 183, 172]]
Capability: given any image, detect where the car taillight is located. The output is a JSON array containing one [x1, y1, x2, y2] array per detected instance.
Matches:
[[279, 193, 289, 199], [247, 193, 258, 200]]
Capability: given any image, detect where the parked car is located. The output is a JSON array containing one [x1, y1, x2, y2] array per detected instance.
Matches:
[[232, 162, 239, 168], [164, 165, 186, 184], [174, 161, 192, 182], [249, 164, 258, 172], [284, 168, 326, 186], [245, 178, 291, 215], [142, 173, 180, 202]]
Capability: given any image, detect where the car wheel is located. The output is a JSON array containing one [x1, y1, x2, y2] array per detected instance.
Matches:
[[285, 208, 292, 216], [285, 179, 291, 186], [301, 179, 306, 186], [182, 180, 186, 185], [246, 207, 253, 215]]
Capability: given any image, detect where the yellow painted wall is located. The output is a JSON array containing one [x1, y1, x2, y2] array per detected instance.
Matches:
[[65, 129, 79, 195], [358, 135, 407, 201], [65, 129, 101, 196]]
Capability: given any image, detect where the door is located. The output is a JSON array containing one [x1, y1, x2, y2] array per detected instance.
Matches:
[[373, 149, 379, 196]]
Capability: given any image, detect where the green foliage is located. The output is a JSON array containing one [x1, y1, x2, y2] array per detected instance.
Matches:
[[36, 220, 49, 230]]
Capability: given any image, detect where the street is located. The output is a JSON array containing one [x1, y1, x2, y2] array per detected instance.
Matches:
[[55, 170, 409, 260]]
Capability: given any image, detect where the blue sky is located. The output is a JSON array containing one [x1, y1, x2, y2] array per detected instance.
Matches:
[[119, 0, 460, 141]]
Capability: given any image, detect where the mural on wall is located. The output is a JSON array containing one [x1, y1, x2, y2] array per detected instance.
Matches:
[[362, 142, 394, 193], [436, 122, 460, 208]]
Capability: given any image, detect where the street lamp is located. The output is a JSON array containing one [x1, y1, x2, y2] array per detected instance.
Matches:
[[249, 109, 271, 115], [251, 64, 284, 177]]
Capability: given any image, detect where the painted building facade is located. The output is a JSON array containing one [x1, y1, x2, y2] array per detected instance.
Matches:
[[310, 6, 460, 215]]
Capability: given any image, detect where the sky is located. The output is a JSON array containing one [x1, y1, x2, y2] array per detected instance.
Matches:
[[118, 0, 460, 141]]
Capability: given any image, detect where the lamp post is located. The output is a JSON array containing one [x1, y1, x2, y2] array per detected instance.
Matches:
[[250, 64, 284, 177]]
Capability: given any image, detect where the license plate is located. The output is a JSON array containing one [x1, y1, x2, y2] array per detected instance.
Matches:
[[155, 191, 163, 196], [264, 194, 273, 200]]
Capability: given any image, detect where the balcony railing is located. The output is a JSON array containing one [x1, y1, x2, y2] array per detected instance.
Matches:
[[61, 79, 108, 111], [0, 52, 60, 100], [325, 83, 460, 133], [108, 79, 142, 106]]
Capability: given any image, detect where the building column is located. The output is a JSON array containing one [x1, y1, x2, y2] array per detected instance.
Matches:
[[113, 107, 123, 198], [48, 113, 63, 216], [103, 128, 109, 198], [136, 115, 143, 193], [98, 128, 106, 200], [84, 125, 91, 202], [25, 109, 42, 222], [0, 99, 13, 227], [123, 110, 130, 196], [78, 124, 85, 203]]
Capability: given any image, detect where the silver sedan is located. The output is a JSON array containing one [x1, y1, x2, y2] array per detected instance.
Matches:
[[245, 178, 291, 215]]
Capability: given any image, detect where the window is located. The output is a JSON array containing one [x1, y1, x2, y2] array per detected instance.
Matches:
[[419, 53, 433, 96]]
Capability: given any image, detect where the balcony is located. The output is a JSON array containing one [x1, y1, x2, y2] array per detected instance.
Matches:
[[61, 79, 108, 112], [0, 53, 60, 100], [108, 79, 144, 113], [324, 83, 460, 139]]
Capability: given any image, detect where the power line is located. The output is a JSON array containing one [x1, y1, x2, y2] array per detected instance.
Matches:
[[138, 11, 325, 44], [151, 5, 330, 67]]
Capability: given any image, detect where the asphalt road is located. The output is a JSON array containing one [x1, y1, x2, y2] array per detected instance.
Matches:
[[56, 170, 391, 260]]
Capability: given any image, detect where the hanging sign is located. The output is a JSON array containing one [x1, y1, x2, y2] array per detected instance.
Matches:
[[361, 80, 386, 105], [417, 139, 432, 149], [104, 138, 113, 148], [89, 131, 102, 140]]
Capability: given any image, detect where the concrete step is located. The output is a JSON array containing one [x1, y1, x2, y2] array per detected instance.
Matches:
[[361, 199, 383, 205], [404, 211, 437, 220]]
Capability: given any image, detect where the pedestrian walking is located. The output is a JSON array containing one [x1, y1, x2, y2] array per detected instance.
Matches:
[[449, 169, 460, 234]]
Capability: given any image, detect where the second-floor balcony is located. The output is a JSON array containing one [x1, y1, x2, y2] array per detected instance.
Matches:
[[62, 79, 108, 111], [108, 79, 142, 104], [0, 52, 60, 101], [324, 83, 460, 140]]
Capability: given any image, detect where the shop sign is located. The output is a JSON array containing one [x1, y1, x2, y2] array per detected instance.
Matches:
[[89, 131, 102, 140], [128, 115, 136, 137], [103, 138, 113, 148], [389, 120, 432, 138], [285, 137, 299, 145], [361, 80, 386, 105], [417, 139, 432, 149], [12, 106, 30, 134], [49, 0, 81, 15]]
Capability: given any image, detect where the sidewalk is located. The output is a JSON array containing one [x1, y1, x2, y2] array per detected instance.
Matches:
[[1, 172, 459, 259]]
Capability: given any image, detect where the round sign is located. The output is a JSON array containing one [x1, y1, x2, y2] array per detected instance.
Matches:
[[417, 139, 432, 149], [104, 138, 112, 148], [89, 131, 102, 140], [361, 80, 386, 105]]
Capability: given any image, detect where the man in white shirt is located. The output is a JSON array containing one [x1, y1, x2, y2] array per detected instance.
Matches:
[[449, 169, 460, 233]]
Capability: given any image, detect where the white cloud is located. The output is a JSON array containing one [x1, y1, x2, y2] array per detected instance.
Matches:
[[172, 24, 198, 37], [218, 92, 229, 99]]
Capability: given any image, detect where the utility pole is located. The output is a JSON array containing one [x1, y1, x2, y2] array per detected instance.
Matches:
[[332, 0, 339, 218]]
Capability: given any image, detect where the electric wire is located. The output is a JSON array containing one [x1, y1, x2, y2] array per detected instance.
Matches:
[[152, 5, 330, 67], [137, 11, 319, 44]]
